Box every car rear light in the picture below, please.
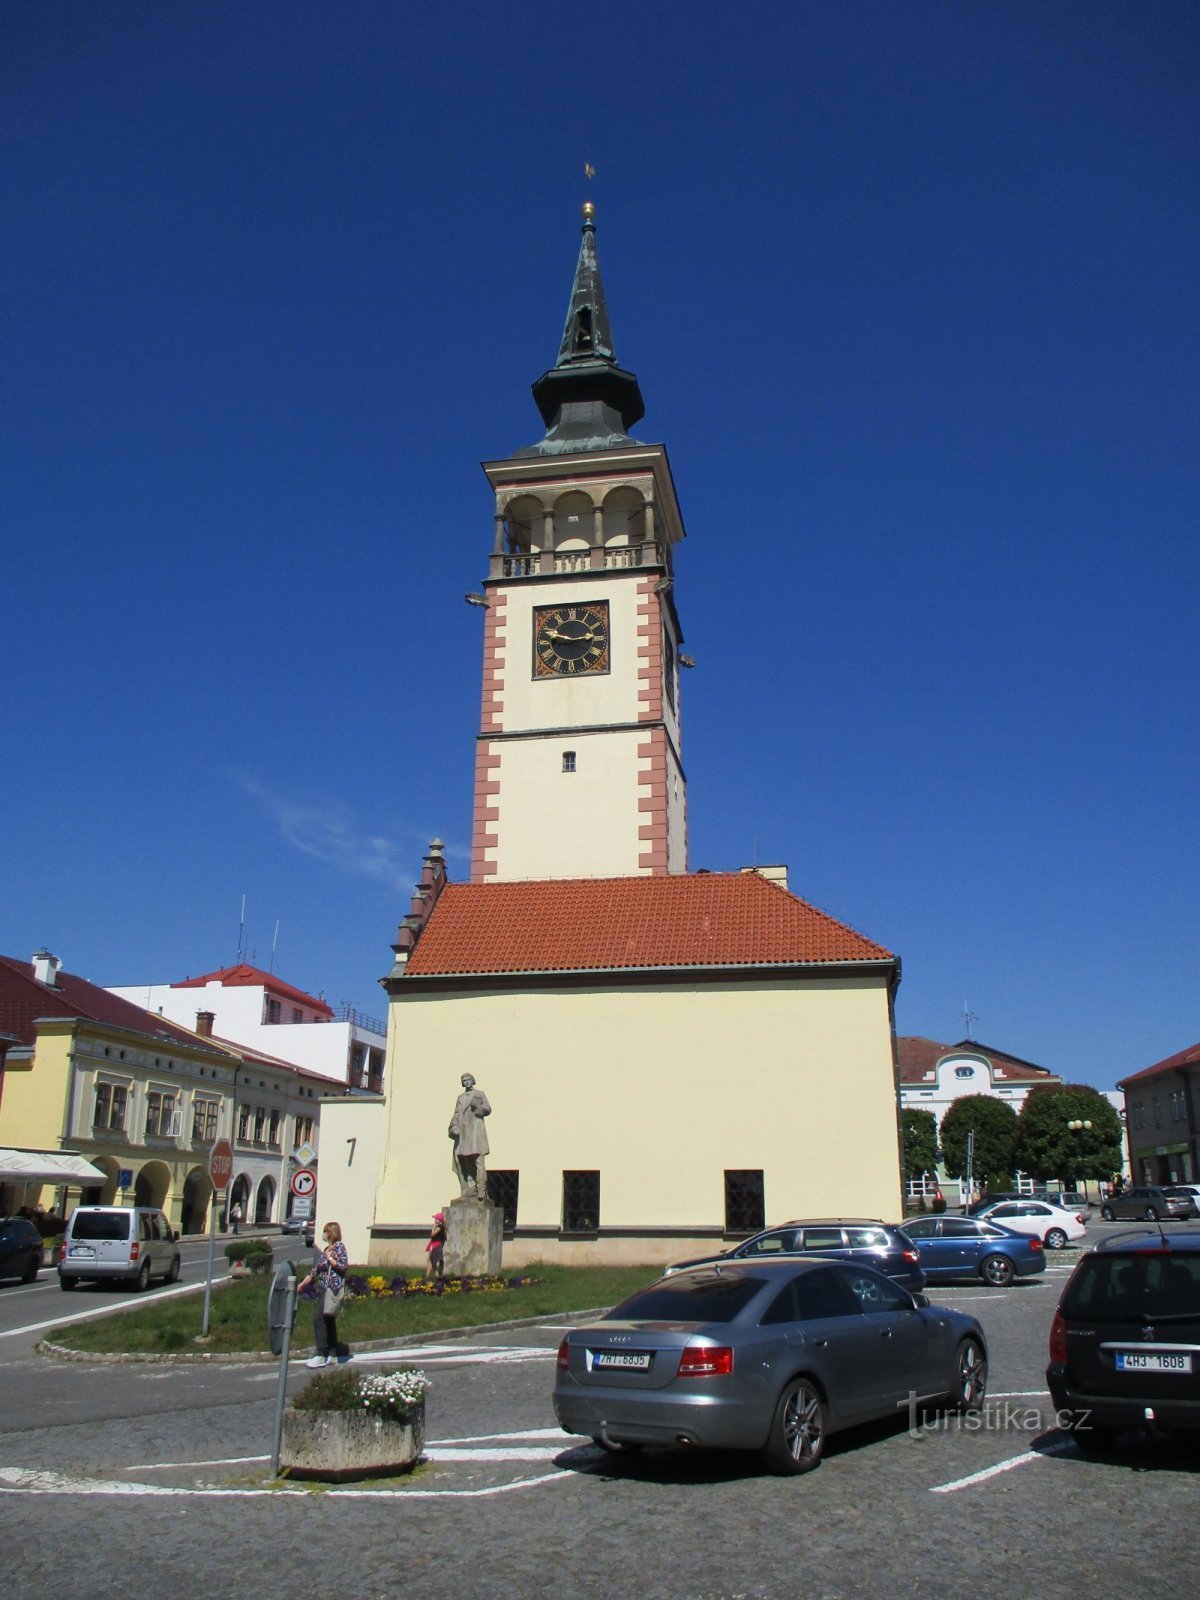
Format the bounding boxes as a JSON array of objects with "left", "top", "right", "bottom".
[
  {"left": 130, "top": 1242, "right": 140, "bottom": 1260},
  {"left": 1028, "top": 1237, "right": 1043, "bottom": 1252},
  {"left": 57, "top": 1241, "right": 66, "bottom": 1263},
  {"left": 556, "top": 1337, "right": 570, "bottom": 1371},
  {"left": 1075, "top": 1214, "right": 1086, "bottom": 1224},
  {"left": 677, "top": 1344, "right": 734, "bottom": 1378},
  {"left": 903, "top": 1249, "right": 920, "bottom": 1264},
  {"left": 1048, "top": 1310, "right": 1068, "bottom": 1363}
]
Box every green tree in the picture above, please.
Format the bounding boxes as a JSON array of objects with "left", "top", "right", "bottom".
[
  {"left": 1016, "top": 1084, "right": 1123, "bottom": 1184},
  {"left": 901, "top": 1108, "right": 938, "bottom": 1179},
  {"left": 939, "top": 1095, "right": 1018, "bottom": 1186}
]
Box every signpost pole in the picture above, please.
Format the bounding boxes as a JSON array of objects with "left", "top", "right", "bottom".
[
  {"left": 270, "top": 1267, "right": 298, "bottom": 1476},
  {"left": 204, "top": 1138, "right": 234, "bottom": 1338},
  {"left": 202, "top": 1199, "right": 217, "bottom": 1337}
]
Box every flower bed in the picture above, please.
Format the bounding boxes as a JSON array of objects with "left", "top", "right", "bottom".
[
  {"left": 347, "top": 1273, "right": 543, "bottom": 1300},
  {"left": 282, "top": 1364, "right": 431, "bottom": 1481}
]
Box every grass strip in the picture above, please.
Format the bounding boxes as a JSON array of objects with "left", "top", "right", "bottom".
[{"left": 52, "top": 1263, "right": 662, "bottom": 1355}]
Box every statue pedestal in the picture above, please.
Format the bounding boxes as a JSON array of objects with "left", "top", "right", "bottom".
[{"left": 445, "top": 1197, "right": 502, "bottom": 1277}]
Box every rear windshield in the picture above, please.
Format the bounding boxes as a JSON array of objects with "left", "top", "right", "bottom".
[
  {"left": 69, "top": 1212, "right": 133, "bottom": 1241},
  {"left": 606, "top": 1272, "right": 767, "bottom": 1323},
  {"left": 1063, "top": 1251, "right": 1200, "bottom": 1321}
]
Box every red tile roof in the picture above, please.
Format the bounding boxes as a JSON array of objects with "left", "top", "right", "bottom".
[
  {"left": 0, "top": 956, "right": 238, "bottom": 1058},
  {"left": 897, "top": 1036, "right": 1060, "bottom": 1085},
  {"left": 402, "top": 872, "right": 894, "bottom": 978},
  {"left": 170, "top": 963, "right": 333, "bottom": 1017},
  {"left": 1118, "top": 1041, "right": 1200, "bottom": 1088}
]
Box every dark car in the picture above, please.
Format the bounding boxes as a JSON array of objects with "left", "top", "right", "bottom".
[
  {"left": 554, "top": 1258, "right": 987, "bottom": 1474},
  {"left": 1100, "top": 1186, "right": 1195, "bottom": 1223},
  {"left": 282, "top": 1215, "right": 316, "bottom": 1246},
  {"left": 899, "top": 1215, "right": 1046, "bottom": 1287},
  {"left": 664, "top": 1220, "right": 924, "bottom": 1292},
  {"left": 1047, "top": 1230, "right": 1200, "bottom": 1450},
  {"left": 0, "top": 1216, "right": 42, "bottom": 1284}
]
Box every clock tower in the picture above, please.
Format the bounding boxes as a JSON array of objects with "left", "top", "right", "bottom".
[{"left": 470, "top": 203, "right": 688, "bottom": 882}]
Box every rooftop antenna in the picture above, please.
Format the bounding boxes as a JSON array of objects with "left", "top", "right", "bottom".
[
  {"left": 238, "top": 895, "right": 246, "bottom": 964},
  {"left": 962, "top": 1000, "right": 979, "bottom": 1042},
  {"left": 269, "top": 919, "right": 280, "bottom": 974}
]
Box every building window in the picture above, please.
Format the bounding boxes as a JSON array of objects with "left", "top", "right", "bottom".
[
  {"left": 663, "top": 628, "right": 676, "bottom": 711},
  {"left": 264, "top": 998, "right": 282, "bottom": 1024},
  {"left": 192, "top": 1098, "right": 220, "bottom": 1142},
  {"left": 1153, "top": 1097, "right": 1163, "bottom": 1127},
  {"left": 350, "top": 1043, "right": 366, "bottom": 1088},
  {"left": 724, "top": 1170, "right": 766, "bottom": 1234},
  {"left": 367, "top": 1049, "right": 385, "bottom": 1094},
  {"left": 294, "top": 1115, "right": 314, "bottom": 1147},
  {"left": 1132, "top": 1104, "right": 1145, "bottom": 1130},
  {"left": 292, "top": 1007, "right": 303, "bottom": 1023},
  {"left": 268, "top": 1110, "right": 281, "bottom": 1147},
  {"left": 253, "top": 1107, "right": 266, "bottom": 1144},
  {"left": 562, "top": 1170, "right": 600, "bottom": 1233},
  {"left": 562, "top": 751, "right": 576, "bottom": 773},
  {"left": 145, "top": 1090, "right": 178, "bottom": 1138},
  {"left": 1171, "top": 1090, "right": 1186, "bottom": 1121},
  {"left": 93, "top": 1082, "right": 128, "bottom": 1132},
  {"left": 954, "top": 1066, "right": 975, "bottom": 1079},
  {"left": 486, "top": 1170, "right": 520, "bottom": 1236},
  {"left": 237, "top": 1105, "right": 251, "bottom": 1141}
]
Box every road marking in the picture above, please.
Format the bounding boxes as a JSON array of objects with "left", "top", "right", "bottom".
[
  {"left": 347, "top": 1344, "right": 553, "bottom": 1368},
  {"left": 128, "top": 1429, "right": 580, "bottom": 1472},
  {"left": 0, "top": 1279, "right": 228, "bottom": 1339},
  {"left": 0, "top": 1465, "right": 573, "bottom": 1499},
  {"left": 930, "top": 1441, "right": 1073, "bottom": 1494}
]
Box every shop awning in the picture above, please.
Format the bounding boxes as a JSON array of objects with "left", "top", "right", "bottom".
[{"left": 0, "top": 1149, "right": 107, "bottom": 1185}]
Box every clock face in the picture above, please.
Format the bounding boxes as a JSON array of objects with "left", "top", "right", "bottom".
[{"left": 533, "top": 601, "right": 611, "bottom": 678}]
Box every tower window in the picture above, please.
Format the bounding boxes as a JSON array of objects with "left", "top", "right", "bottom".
[{"left": 562, "top": 751, "right": 576, "bottom": 773}]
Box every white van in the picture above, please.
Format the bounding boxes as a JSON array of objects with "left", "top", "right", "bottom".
[{"left": 57, "top": 1206, "right": 181, "bottom": 1291}]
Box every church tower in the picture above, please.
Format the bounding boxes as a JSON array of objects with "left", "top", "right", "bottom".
[{"left": 470, "top": 203, "right": 688, "bottom": 882}]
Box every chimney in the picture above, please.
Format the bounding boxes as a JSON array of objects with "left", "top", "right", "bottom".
[
  {"left": 32, "top": 949, "right": 62, "bottom": 987},
  {"left": 741, "top": 864, "right": 789, "bottom": 891},
  {"left": 195, "top": 1010, "right": 215, "bottom": 1038}
]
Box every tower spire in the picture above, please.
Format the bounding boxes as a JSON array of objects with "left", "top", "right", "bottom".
[{"left": 516, "top": 202, "right": 645, "bottom": 457}]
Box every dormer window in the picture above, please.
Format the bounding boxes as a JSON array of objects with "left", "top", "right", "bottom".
[{"left": 954, "top": 1066, "right": 975, "bottom": 1079}]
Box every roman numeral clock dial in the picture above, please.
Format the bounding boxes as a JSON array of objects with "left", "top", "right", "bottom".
[{"left": 533, "top": 601, "right": 611, "bottom": 678}]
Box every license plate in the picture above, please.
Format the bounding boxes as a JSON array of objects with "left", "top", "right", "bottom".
[
  {"left": 1115, "top": 1350, "right": 1193, "bottom": 1373},
  {"left": 592, "top": 1350, "right": 652, "bottom": 1371},
  {"left": 68, "top": 1246, "right": 96, "bottom": 1258}
]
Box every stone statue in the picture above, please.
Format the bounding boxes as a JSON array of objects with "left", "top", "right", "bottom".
[{"left": 449, "top": 1072, "right": 491, "bottom": 1198}]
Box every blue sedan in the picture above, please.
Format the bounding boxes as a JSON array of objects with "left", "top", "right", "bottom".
[{"left": 898, "top": 1216, "right": 1046, "bottom": 1287}]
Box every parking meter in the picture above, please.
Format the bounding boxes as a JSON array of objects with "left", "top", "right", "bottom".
[{"left": 268, "top": 1260, "right": 298, "bottom": 1357}]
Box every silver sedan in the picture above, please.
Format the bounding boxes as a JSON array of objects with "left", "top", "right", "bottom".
[{"left": 553, "top": 1257, "right": 987, "bottom": 1474}]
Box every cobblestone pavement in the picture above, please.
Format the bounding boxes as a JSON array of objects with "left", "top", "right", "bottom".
[{"left": 1, "top": 1247, "right": 1196, "bottom": 1600}]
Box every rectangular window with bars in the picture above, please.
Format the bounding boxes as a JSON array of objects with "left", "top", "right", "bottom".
[
  {"left": 724, "top": 1170, "right": 766, "bottom": 1235},
  {"left": 486, "top": 1170, "right": 520, "bottom": 1236},
  {"left": 562, "top": 1170, "right": 600, "bottom": 1233}
]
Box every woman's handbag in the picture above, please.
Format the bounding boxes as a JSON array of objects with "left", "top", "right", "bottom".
[{"left": 323, "top": 1285, "right": 345, "bottom": 1317}]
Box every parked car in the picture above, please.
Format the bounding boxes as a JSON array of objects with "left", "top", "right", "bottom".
[
  {"left": 282, "top": 1214, "right": 316, "bottom": 1246},
  {"left": 1047, "top": 1229, "right": 1200, "bottom": 1450},
  {"left": 1099, "top": 1186, "right": 1195, "bottom": 1223},
  {"left": 57, "top": 1206, "right": 182, "bottom": 1291},
  {"left": 974, "top": 1199, "right": 1087, "bottom": 1250},
  {"left": 554, "top": 1259, "right": 987, "bottom": 1473},
  {"left": 899, "top": 1215, "right": 1045, "bottom": 1287},
  {"left": 664, "top": 1220, "right": 924, "bottom": 1292},
  {"left": 963, "top": 1188, "right": 1054, "bottom": 1217},
  {"left": 0, "top": 1216, "right": 42, "bottom": 1284},
  {"left": 1058, "top": 1190, "right": 1093, "bottom": 1217}
]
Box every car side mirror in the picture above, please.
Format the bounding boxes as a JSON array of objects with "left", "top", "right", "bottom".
[{"left": 911, "top": 1292, "right": 930, "bottom": 1309}]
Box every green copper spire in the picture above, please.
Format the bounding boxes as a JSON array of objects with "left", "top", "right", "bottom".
[{"left": 516, "top": 202, "right": 645, "bottom": 458}]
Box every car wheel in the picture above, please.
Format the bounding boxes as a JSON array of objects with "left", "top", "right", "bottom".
[
  {"left": 22, "top": 1256, "right": 40, "bottom": 1284},
  {"left": 951, "top": 1337, "right": 988, "bottom": 1412},
  {"left": 1101, "top": 1205, "right": 1115, "bottom": 1221},
  {"left": 1145, "top": 1208, "right": 1160, "bottom": 1221},
  {"left": 1045, "top": 1228, "right": 1068, "bottom": 1250},
  {"left": 165, "top": 1255, "right": 181, "bottom": 1285},
  {"left": 849, "top": 1275, "right": 882, "bottom": 1306},
  {"left": 59, "top": 1275, "right": 77, "bottom": 1291},
  {"left": 980, "top": 1254, "right": 1014, "bottom": 1288},
  {"left": 762, "top": 1377, "right": 826, "bottom": 1475},
  {"left": 135, "top": 1260, "right": 151, "bottom": 1292},
  {"left": 591, "top": 1436, "right": 643, "bottom": 1456}
]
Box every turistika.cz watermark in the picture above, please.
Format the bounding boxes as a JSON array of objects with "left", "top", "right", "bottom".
[{"left": 902, "top": 1392, "right": 1091, "bottom": 1439}]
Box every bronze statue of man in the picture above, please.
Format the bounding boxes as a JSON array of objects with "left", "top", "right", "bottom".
[{"left": 449, "top": 1072, "right": 491, "bottom": 1197}]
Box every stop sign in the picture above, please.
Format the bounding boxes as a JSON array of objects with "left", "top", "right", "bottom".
[{"left": 209, "top": 1138, "right": 234, "bottom": 1191}]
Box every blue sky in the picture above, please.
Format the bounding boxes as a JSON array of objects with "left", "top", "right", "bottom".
[{"left": 3, "top": 2, "right": 1196, "bottom": 1087}]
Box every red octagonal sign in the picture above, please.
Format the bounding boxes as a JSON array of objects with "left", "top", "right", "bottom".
[{"left": 209, "top": 1138, "right": 234, "bottom": 1192}]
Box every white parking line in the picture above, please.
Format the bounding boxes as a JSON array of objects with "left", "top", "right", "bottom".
[
  {"left": 0, "top": 1465, "right": 572, "bottom": 1499},
  {"left": 931, "top": 1440, "right": 1073, "bottom": 1494},
  {"left": 0, "top": 1280, "right": 219, "bottom": 1339}
]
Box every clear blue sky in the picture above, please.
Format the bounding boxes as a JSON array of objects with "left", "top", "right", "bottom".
[{"left": 3, "top": 3, "right": 1196, "bottom": 1088}]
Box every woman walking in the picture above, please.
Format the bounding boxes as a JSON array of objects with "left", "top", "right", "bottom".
[
  {"left": 299, "top": 1220, "right": 351, "bottom": 1369},
  {"left": 425, "top": 1211, "right": 446, "bottom": 1281}
]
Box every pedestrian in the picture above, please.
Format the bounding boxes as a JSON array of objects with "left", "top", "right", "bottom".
[
  {"left": 425, "top": 1211, "right": 446, "bottom": 1281},
  {"left": 230, "top": 1200, "right": 242, "bottom": 1235},
  {"left": 299, "top": 1220, "right": 351, "bottom": 1369}
]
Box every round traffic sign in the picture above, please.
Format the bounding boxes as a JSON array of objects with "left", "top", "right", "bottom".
[
  {"left": 209, "top": 1138, "right": 234, "bottom": 1191},
  {"left": 290, "top": 1167, "right": 317, "bottom": 1199}
]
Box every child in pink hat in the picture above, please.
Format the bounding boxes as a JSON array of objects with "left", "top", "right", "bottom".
[{"left": 425, "top": 1211, "right": 446, "bottom": 1281}]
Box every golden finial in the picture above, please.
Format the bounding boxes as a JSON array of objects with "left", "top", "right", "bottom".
[{"left": 582, "top": 199, "right": 596, "bottom": 222}]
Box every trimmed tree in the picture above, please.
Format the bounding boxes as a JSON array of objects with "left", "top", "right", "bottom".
[
  {"left": 1016, "top": 1084, "right": 1123, "bottom": 1185},
  {"left": 939, "top": 1095, "right": 1018, "bottom": 1188},
  {"left": 901, "top": 1108, "right": 938, "bottom": 1180}
]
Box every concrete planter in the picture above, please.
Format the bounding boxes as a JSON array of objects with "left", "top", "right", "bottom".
[{"left": 279, "top": 1401, "right": 425, "bottom": 1481}]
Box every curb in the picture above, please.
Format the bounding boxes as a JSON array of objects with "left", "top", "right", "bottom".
[{"left": 36, "top": 1306, "right": 610, "bottom": 1365}]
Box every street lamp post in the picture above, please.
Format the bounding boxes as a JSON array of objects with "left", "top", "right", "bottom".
[{"left": 1067, "top": 1118, "right": 1093, "bottom": 1197}]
